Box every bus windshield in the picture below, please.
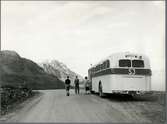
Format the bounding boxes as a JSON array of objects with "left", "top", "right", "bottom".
[
  {"left": 119, "top": 59, "right": 131, "bottom": 67},
  {"left": 132, "top": 60, "right": 144, "bottom": 67}
]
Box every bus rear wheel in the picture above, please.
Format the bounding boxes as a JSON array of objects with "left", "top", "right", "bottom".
[{"left": 90, "top": 90, "right": 95, "bottom": 94}]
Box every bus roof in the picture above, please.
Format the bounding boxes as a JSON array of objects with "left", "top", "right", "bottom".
[{"left": 90, "top": 52, "right": 150, "bottom": 69}]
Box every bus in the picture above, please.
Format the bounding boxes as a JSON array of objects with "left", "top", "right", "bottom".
[{"left": 88, "top": 52, "right": 152, "bottom": 97}]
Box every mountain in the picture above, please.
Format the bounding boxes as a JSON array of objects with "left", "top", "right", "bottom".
[
  {"left": 39, "top": 60, "right": 84, "bottom": 85},
  {"left": 0, "top": 50, "right": 65, "bottom": 90}
]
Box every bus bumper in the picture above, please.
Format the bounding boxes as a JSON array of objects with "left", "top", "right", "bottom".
[{"left": 112, "top": 90, "right": 153, "bottom": 96}]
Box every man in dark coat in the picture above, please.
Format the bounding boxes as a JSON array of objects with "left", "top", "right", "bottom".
[
  {"left": 74, "top": 76, "right": 80, "bottom": 94},
  {"left": 65, "top": 76, "right": 71, "bottom": 96}
]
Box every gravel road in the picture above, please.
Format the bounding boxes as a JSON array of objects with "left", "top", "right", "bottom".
[{"left": 2, "top": 89, "right": 165, "bottom": 123}]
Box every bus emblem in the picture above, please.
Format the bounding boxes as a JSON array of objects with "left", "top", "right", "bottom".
[{"left": 128, "top": 68, "right": 135, "bottom": 75}]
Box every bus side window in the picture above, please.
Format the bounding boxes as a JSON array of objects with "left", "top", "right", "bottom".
[
  {"left": 102, "top": 63, "right": 105, "bottom": 70},
  {"left": 104, "top": 61, "right": 107, "bottom": 69},
  {"left": 98, "top": 65, "right": 100, "bottom": 71},
  {"left": 106, "top": 60, "right": 110, "bottom": 68},
  {"left": 101, "top": 64, "right": 103, "bottom": 70},
  {"left": 95, "top": 66, "right": 97, "bottom": 72}
]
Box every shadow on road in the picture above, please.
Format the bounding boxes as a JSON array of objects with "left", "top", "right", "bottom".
[
  {"left": 92, "top": 93, "right": 164, "bottom": 102},
  {"left": 107, "top": 94, "right": 155, "bottom": 102}
]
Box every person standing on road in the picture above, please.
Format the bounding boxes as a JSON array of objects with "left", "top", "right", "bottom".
[
  {"left": 65, "top": 76, "right": 71, "bottom": 96},
  {"left": 84, "top": 76, "right": 90, "bottom": 94},
  {"left": 74, "top": 76, "right": 80, "bottom": 94}
]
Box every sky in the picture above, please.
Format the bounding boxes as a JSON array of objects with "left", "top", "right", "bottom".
[{"left": 1, "top": 1, "right": 165, "bottom": 90}]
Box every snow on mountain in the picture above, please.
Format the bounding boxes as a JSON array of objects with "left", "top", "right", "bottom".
[{"left": 39, "top": 60, "right": 84, "bottom": 85}]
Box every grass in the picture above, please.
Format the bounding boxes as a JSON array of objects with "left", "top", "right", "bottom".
[{"left": 0, "top": 86, "right": 36, "bottom": 115}]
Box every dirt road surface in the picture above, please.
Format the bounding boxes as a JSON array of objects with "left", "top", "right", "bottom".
[{"left": 1, "top": 89, "right": 165, "bottom": 123}]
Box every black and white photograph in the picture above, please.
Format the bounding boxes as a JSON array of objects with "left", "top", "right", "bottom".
[{"left": 0, "top": 1, "right": 166, "bottom": 123}]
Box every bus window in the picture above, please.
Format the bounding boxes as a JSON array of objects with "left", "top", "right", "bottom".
[
  {"left": 95, "top": 66, "right": 98, "bottom": 72},
  {"left": 103, "top": 61, "right": 106, "bottom": 69},
  {"left": 97, "top": 65, "right": 100, "bottom": 71},
  {"left": 92, "top": 68, "right": 95, "bottom": 73},
  {"left": 106, "top": 60, "right": 110, "bottom": 68},
  {"left": 100, "top": 64, "right": 103, "bottom": 70},
  {"left": 119, "top": 59, "right": 131, "bottom": 67},
  {"left": 101, "top": 63, "right": 104, "bottom": 70},
  {"left": 132, "top": 60, "right": 144, "bottom": 67}
]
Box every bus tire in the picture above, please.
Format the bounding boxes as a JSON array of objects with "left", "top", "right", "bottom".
[
  {"left": 90, "top": 90, "right": 95, "bottom": 94},
  {"left": 98, "top": 83, "right": 104, "bottom": 97}
]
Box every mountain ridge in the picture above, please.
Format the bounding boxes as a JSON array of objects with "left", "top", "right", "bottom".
[
  {"left": 39, "top": 60, "right": 84, "bottom": 85},
  {"left": 0, "top": 50, "right": 65, "bottom": 89}
]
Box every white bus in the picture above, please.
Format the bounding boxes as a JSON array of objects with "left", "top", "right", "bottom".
[{"left": 88, "top": 52, "right": 152, "bottom": 97}]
